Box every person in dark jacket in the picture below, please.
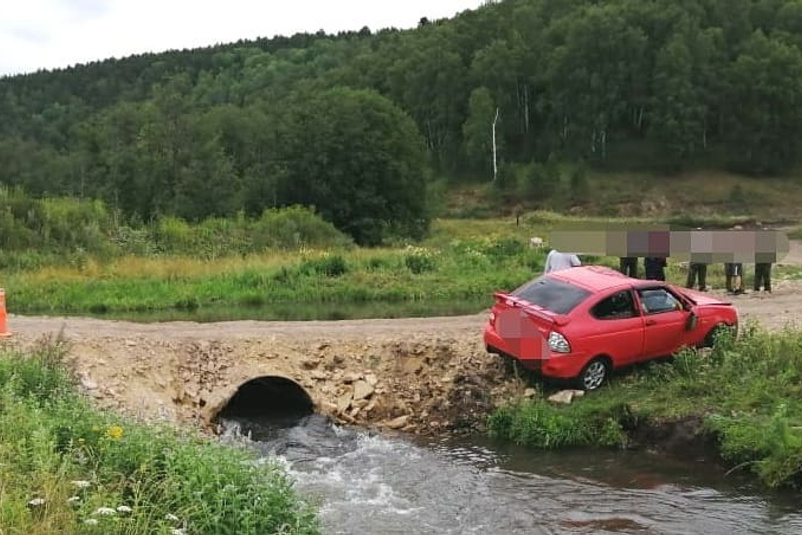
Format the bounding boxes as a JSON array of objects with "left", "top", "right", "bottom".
[
  {"left": 644, "top": 257, "right": 667, "bottom": 281},
  {"left": 619, "top": 256, "right": 638, "bottom": 278},
  {"left": 686, "top": 261, "right": 707, "bottom": 290},
  {"left": 754, "top": 260, "right": 772, "bottom": 293}
]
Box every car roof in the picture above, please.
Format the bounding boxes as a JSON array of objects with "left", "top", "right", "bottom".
[{"left": 548, "top": 265, "right": 635, "bottom": 293}]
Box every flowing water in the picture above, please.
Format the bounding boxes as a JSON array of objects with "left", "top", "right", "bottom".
[{"left": 220, "top": 414, "right": 802, "bottom": 535}]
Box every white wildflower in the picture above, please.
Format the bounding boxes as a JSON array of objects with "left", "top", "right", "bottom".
[
  {"left": 171, "top": 529, "right": 186, "bottom": 535},
  {"left": 165, "top": 513, "right": 180, "bottom": 522},
  {"left": 67, "top": 496, "right": 81, "bottom": 505},
  {"left": 71, "top": 480, "right": 91, "bottom": 489},
  {"left": 95, "top": 506, "right": 116, "bottom": 516},
  {"left": 27, "top": 497, "right": 46, "bottom": 507},
  {"left": 116, "top": 505, "right": 132, "bottom": 514},
  {"left": 84, "top": 518, "right": 99, "bottom": 526}
]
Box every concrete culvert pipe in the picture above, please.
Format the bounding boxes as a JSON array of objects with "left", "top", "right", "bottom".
[{"left": 213, "top": 376, "right": 315, "bottom": 428}]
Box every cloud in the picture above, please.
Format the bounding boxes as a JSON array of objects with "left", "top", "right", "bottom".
[{"left": 0, "top": 0, "right": 484, "bottom": 76}]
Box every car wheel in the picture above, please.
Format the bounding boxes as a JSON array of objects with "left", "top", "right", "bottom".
[
  {"left": 704, "top": 323, "right": 733, "bottom": 348},
  {"left": 577, "top": 358, "right": 609, "bottom": 391}
]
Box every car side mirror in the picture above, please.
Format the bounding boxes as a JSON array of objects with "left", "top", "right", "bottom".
[{"left": 685, "top": 311, "right": 698, "bottom": 331}]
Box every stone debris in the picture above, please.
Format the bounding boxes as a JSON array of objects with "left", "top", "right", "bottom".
[
  {"left": 352, "top": 380, "right": 374, "bottom": 401},
  {"left": 385, "top": 415, "right": 410, "bottom": 429},
  {"left": 547, "top": 390, "right": 585, "bottom": 404}
]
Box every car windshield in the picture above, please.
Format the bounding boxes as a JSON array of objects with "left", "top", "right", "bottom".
[{"left": 511, "top": 276, "right": 592, "bottom": 315}]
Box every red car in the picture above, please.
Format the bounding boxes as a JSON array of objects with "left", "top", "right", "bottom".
[{"left": 483, "top": 265, "right": 739, "bottom": 390}]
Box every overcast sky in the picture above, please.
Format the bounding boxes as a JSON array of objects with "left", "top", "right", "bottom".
[{"left": 0, "top": 0, "right": 485, "bottom": 76}]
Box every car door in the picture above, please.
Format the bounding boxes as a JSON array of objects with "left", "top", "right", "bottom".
[
  {"left": 635, "top": 286, "right": 688, "bottom": 359},
  {"left": 586, "top": 289, "right": 644, "bottom": 366}
]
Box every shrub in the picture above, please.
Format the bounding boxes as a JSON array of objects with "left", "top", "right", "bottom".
[
  {"left": 252, "top": 205, "right": 353, "bottom": 251},
  {"left": 299, "top": 254, "right": 348, "bottom": 277},
  {"left": 403, "top": 246, "right": 437, "bottom": 274}
]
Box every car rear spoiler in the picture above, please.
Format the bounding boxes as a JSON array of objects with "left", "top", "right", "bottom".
[{"left": 492, "top": 292, "right": 570, "bottom": 326}]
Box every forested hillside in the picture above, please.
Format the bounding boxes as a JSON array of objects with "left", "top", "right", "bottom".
[{"left": 2, "top": 0, "right": 802, "bottom": 244}]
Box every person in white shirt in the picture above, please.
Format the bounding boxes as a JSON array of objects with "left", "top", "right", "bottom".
[{"left": 544, "top": 249, "right": 581, "bottom": 274}]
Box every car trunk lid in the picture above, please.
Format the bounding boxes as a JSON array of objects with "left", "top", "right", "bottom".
[{"left": 492, "top": 292, "right": 570, "bottom": 327}]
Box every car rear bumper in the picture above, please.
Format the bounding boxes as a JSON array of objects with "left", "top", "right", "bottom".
[{"left": 483, "top": 324, "right": 586, "bottom": 379}]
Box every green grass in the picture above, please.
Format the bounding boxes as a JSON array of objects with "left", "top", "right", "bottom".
[
  {"left": 0, "top": 342, "right": 320, "bottom": 534},
  {"left": 488, "top": 323, "right": 802, "bottom": 490},
  {"left": 1, "top": 239, "right": 550, "bottom": 315}
]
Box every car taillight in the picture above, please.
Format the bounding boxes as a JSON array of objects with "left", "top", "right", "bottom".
[{"left": 548, "top": 331, "right": 571, "bottom": 353}]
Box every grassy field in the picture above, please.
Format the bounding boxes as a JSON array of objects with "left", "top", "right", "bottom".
[
  {"left": 488, "top": 323, "right": 802, "bottom": 490},
  {"left": 0, "top": 342, "right": 320, "bottom": 534}
]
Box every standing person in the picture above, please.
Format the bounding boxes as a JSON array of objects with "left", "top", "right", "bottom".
[
  {"left": 686, "top": 227, "right": 708, "bottom": 290},
  {"left": 619, "top": 257, "right": 638, "bottom": 278},
  {"left": 725, "top": 262, "right": 745, "bottom": 294},
  {"left": 725, "top": 225, "right": 744, "bottom": 294},
  {"left": 754, "top": 224, "right": 772, "bottom": 293},
  {"left": 644, "top": 257, "right": 667, "bottom": 281},
  {"left": 686, "top": 261, "right": 707, "bottom": 290},
  {"left": 544, "top": 249, "right": 581, "bottom": 274},
  {"left": 724, "top": 262, "right": 735, "bottom": 292},
  {"left": 754, "top": 260, "right": 772, "bottom": 293}
]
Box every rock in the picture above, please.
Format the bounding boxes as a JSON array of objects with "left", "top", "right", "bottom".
[
  {"left": 320, "top": 401, "right": 338, "bottom": 413},
  {"left": 310, "top": 370, "right": 328, "bottom": 380},
  {"left": 353, "top": 380, "right": 374, "bottom": 401},
  {"left": 385, "top": 415, "right": 410, "bottom": 429},
  {"left": 364, "top": 373, "right": 379, "bottom": 387},
  {"left": 336, "top": 392, "right": 352, "bottom": 413},
  {"left": 79, "top": 373, "right": 98, "bottom": 390},
  {"left": 352, "top": 398, "right": 370, "bottom": 410},
  {"left": 547, "top": 390, "right": 579, "bottom": 404},
  {"left": 524, "top": 388, "right": 537, "bottom": 398},
  {"left": 342, "top": 372, "right": 361, "bottom": 384},
  {"left": 401, "top": 357, "right": 423, "bottom": 374},
  {"left": 301, "top": 359, "right": 318, "bottom": 370}
]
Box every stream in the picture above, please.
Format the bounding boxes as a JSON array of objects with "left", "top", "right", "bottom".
[{"left": 220, "top": 414, "right": 802, "bottom": 535}]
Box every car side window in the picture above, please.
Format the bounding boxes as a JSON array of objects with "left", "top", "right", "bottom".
[
  {"left": 637, "top": 288, "right": 682, "bottom": 315},
  {"left": 591, "top": 290, "right": 637, "bottom": 320}
]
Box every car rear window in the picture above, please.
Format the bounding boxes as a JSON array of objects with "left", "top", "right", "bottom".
[{"left": 511, "top": 276, "right": 592, "bottom": 315}]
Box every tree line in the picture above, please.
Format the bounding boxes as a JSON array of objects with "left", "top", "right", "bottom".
[{"left": 2, "top": 0, "right": 802, "bottom": 244}]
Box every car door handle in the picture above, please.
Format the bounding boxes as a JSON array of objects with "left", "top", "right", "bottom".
[{"left": 645, "top": 319, "right": 657, "bottom": 326}]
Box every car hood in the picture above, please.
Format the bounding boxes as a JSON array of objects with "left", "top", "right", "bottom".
[{"left": 677, "top": 287, "right": 732, "bottom": 306}]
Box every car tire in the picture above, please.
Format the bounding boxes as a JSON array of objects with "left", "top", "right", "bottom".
[
  {"left": 704, "top": 323, "right": 733, "bottom": 348},
  {"left": 576, "top": 358, "right": 609, "bottom": 391}
]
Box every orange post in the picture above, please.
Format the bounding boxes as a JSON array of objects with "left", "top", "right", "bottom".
[{"left": 0, "top": 288, "right": 11, "bottom": 338}]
